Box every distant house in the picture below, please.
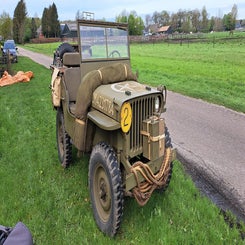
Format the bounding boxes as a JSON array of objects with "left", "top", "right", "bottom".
[
  {"left": 145, "top": 24, "right": 172, "bottom": 35},
  {"left": 60, "top": 23, "right": 78, "bottom": 38},
  {"left": 145, "top": 24, "right": 159, "bottom": 35},
  {"left": 60, "top": 24, "right": 66, "bottom": 35},
  {"left": 157, "top": 26, "right": 172, "bottom": 35}
]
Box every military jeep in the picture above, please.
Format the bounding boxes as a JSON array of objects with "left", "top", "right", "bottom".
[{"left": 50, "top": 18, "right": 175, "bottom": 237}]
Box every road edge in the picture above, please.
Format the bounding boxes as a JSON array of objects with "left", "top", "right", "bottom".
[{"left": 175, "top": 143, "right": 245, "bottom": 222}]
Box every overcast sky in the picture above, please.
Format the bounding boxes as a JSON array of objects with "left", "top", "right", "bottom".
[{"left": 1, "top": 0, "right": 245, "bottom": 21}]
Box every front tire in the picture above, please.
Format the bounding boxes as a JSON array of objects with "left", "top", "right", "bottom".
[
  {"left": 89, "top": 142, "right": 124, "bottom": 237},
  {"left": 56, "top": 108, "right": 72, "bottom": 168}
]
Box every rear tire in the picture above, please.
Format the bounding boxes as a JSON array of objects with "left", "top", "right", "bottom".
[
  {"left": 56, "top": 108, "right": 72, "bottom": 168},
  {"left": 89, "top": 142, "right": 124, "bottom": 237}
]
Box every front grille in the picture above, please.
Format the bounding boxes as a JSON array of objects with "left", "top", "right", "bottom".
[{"left": 129, "top": 95, "right": 157, "bottom": 155}]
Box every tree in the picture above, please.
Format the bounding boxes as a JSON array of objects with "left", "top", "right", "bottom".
[
  {"left": 24, "top": 18, "right": 32, "bottom": 42},
  {"left": 176, "top": 9, "right": 186, "bottom": 32},
  {"left": 116, "top": 10, "right": 144, "bottom": 35},
  {"left": 209, "top": 16, "right": 215, "bottom": 32},
  {"left": 128, "top": 11, "right": 144, "bottom": 35},
  {"left": 174, "top": 10, "right": 192, "bottom": 33},
  {"left": 223, "top": 4, "right": 237, "bottom": 31},
  {"left": 41, "top": 8, "right": 49, "bottom": 37},
  {"left": 192, "top": 9, "right": 201, "bottom": 32},
  {"left": 116, "top": 9, "right": 128, "bottom": 23},
  {"left": 135, "top": 16, "right": 145, "bottom": 35},
  {"left": 128, "top": 13, "right": 136, "bottom": 35},
  {"left": 152, "top": 11, "right": 161, "bottom": 25},
  {"left": 50, "top": 3, "right": 60, "bottom": 37},
  {"left": 213, "top": 17, "right": 223, "bottom": 31},
  {"left": 231, "top": 4, "right": 238, "bottom": 30},
  {"left": 170, "top": 13, "right": 179, "bottom": 32},
  {"left": 145, "top": 14, "right": 152, "bottom": 27},
  {"left": 160, "top": 10, "right": 170, "bottom": 26},
  {"left": 178, "top": 10, "right": 189, "bottom": 33},
  {"left": 0, "top": 11, "right": 12, "bottom": 40},
  {"left": 41, "top": 3, "right": 60, "bottom": 38},
  {"left": 31, "top": 18, "right": 37, "bottom": 39},
  {"left": 223, "top": 13, "right": 233, "bottom": 31},
  {"left": 13, "top": 0, "right": 27, "bottom": 44},
  {"left": 201, "top": 6, "right": 209, "bottom": 32}
]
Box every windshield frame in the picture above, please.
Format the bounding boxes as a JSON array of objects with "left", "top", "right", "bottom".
[{"left": 77, "top": 20, "right": 130, "bottom": 62}]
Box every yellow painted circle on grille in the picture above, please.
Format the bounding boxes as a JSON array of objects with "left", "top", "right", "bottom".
[{"left": 121, "top": 102, "right": 132, "bottom": 133}]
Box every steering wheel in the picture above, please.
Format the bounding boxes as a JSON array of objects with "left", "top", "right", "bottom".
[{"left": 109, "top": 50, "right": 121, "bottom": 58}]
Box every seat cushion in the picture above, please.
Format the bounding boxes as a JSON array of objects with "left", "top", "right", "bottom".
[{"left": 63, "top": 53, "right": 80, "bottom": 67}]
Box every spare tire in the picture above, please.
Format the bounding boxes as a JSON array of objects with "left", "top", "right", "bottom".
[{"left": 53, "top": 42, "right": 75, "bottom": 66}]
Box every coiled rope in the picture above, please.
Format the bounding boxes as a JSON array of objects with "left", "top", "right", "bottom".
[{"left": 130, "top": 147, "right": 172, "bottom": 206}]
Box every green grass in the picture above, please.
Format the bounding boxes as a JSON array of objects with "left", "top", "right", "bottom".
[
  {"left": 22, "top": 35, "right": 245, "bottom": 113},
  {"left": 22, "top": 42, "right": 61, "bottom": 56},
  {"left": 0, "top": 57, "right": 244, "bottom": 244},
  {"left": 130, "top": 41, "right": 245, "bottom": 113}
]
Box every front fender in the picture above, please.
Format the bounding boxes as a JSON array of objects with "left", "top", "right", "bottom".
[{"left": 87, "top": 110, "right": 120, "bottom": 131}]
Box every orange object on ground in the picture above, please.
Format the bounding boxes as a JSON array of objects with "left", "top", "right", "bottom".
[{"left": 0, "top": 71, "right": 34, "bottom": 87}]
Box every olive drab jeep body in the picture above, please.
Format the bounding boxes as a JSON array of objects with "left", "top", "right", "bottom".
[{"left": 50, "top": 18, "right": 175, "bottom": 237}]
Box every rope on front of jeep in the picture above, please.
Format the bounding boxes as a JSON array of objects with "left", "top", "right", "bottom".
[{"left": 130, "top": 147, "right": 172, "bottom": 206}]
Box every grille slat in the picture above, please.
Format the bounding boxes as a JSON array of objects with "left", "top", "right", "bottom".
[{"left": 129, "top": 95, "right": 156, "bottom": 155}]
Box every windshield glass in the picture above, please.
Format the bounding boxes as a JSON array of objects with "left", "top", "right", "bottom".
[{"left": 79, "top": 25, "right": 129, "bottom": 60}]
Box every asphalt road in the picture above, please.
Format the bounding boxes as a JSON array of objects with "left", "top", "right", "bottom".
[
  {"left": 165, "top": 91, "right": 245, "bottom": 221},
  {"left": 18, "top": 47, "right": 245, "bottom": 221},
  {"left": 18, "top": 47, "right": 52, "bottom": 69}
]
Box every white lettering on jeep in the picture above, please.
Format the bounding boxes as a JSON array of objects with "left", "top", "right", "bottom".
[{"left": 93, "top": 93, "right": 114, "bottom": 116}]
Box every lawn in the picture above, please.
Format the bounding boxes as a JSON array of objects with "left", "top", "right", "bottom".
[
  {"left": 0, "top": 57, "right": 244, "bottom": 244},
  {"left": 130, "top": 40, "right": 245, "bottom": 113},
  {"left": 22, "top": 33, "right": 245, "bottom": 113}
]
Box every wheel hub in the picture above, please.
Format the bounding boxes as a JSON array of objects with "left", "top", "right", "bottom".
[{"left": 98, "top": 174, "right": 111, "bottom": 211}]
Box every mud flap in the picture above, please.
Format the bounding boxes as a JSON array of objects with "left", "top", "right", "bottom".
[{"left": 73, "top": 118, "right": 86, "bottom": 151}]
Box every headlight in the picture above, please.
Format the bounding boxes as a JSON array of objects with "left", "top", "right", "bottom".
[{"left": 154, "top": 96, "right": 160, "bottom": 113}]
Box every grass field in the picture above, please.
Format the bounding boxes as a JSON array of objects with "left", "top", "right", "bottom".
[
  {"left": 0, "top": 56, "right": 244, "bottom": 242},
  {"left": 22, "top": 33, "right": 245, "bottom": 113},
  {"left": 130, "top": 41, "right": 245, "bottom": 113}
]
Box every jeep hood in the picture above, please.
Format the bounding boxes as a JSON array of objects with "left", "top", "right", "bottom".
[{"left": 92, "top": 80, "right": 161, "bottom": 121}]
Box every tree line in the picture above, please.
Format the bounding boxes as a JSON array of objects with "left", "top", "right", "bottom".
[
  {"left": 117, "top": 4, "right": 241, "bottom": 35},
  {"left": 0, "top": 1, "right": 244, "bottom": 44},
  {"left": 0, "top": 0, "right": 60, "bottom": 44}
]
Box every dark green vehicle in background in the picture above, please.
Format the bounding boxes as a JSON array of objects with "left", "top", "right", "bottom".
[{"left": 50, "top": 17, "right": 175, "bottom": 237}]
